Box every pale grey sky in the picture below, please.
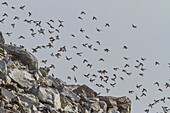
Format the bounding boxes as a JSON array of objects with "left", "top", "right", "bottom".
[{"left": 0, "top": 0, "right": 170, "bottom": 112}]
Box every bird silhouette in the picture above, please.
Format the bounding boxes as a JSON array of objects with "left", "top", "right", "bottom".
[
  {"left": 113, "top": 68, "right": 119, "bottom": 71},
  {"left": 144, "top": 109, "right": 149, "bottom": 113},
  {"left": 74, "top": 77, "right": 77, "bottom": 83},
  {"left": 58, "top": 23, "right": 64, "bottom": 28},
  {"left": 84, "top": 73, "right": 90, "bottom": 78},
  {"left": 14, "top": 16, "right": 20, "bottom": 20},
  {"left": 87, "top": 64, "right": 92, "bottom": 68},
  {"left": 55, "top": 53, "right": 61, "bottom": 58},
  {"left": 155, "top": 61, "right": 160, "bottom": 65},
  {"left": 136, "top": 84, "right": 142, "bottom": 89},
  {"left": 124, "top": 64, "right": 130, "bottom": 68},
  {"left": 11, "top": 6, "right": 15, "bottom": 9},
  {"left": 123, "top": 46, "right": 128, "bottom": 49},
  {"left": 123, "top": 57, "right": 129, "bottom": 60},
  {"left": 99, "top": 58, "right": 104, "bottom": 61},
  {"left": 2, "top": 2, "right": 8, "bottom": 6},
  {"left": 66, "top": 56, "right": 72, "bottom": 61},
  {"left": 105, "top": 23, "right": 110, "bottom": 27},
  {"left": 104, "top": 48, "right": 109, "bottom": 52},
  {"left": 93, "top": 16, "right": 97, "bottom": 20},
  {"left": 78, "top": 17, "right": 83, "bottom": 20},
  {"left": 0, "top": 18, "right": 5, "bottom": 23},
  {"left": 106, "top": 88, "right": 110, "bottom": 93},
  {"left": 77, "top": 52, "right": 83, "bottom": 56},
  {"left": 154, "top": 82, "right": 159, "bottom": 87},
  {"left": 80, "top": 28, "right": 85, "bottom": 33},
  {"left": 132, "top": 24, "right": 137, "bottom": 29},
  {"left": 136, "top": 95, "right": 140, "bottom": 100},
  {"left": 141, "top": 57, "right": 146, "bottom": 61},
  {"left": 96, "top": 41, "right": 101, "bottom": 45},
  {"left": 20, "top": 5, "right": 25, "bottom": 10},
  {"left": 110, "top": 83, "right": 116, "bottom": 87},
  {"left": 41, "top": 60, "right": 47, "bottom": 64},
  {"left": 83, "top": 59, "right": 88, "bottom": 63},
  {"left": 80, "top": 11, "right": 86, "bottom": 15},
  {"left": 71, "top": 34, "right": 75, "bottom": 37},
  {"left": 129, "top": 90, "right": 134, "bottom": 94},
  {"left": 2, "top": 13, "right": 8, "bottom": 17},
  {"left": 18, "top": 36, "right": 25, "bottom": 39},
  {"left": 67, "top": 76, "right": 71, "bottom": 80},
  {"left": 28, "top": 12, "right": 32, "bottom": 16},
  {"left": 89, "top": 78, "right": 95, "bottom": 83},
  {"left": 11, "top": 24, "right": 15, "bottom": 28},
  {"left": 5, "top": 32, "right": 12, "bottom": 36},
  {"left": 96, "top": 28, "right": 101, "bottom": 32}
]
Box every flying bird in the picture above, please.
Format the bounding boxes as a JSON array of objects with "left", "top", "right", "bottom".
[
  {"left": 132, "top": 24, "right": 137, "bottom": 29},
  {"left": 155, "top": 61, "right": 160, "bottom": 65},
  {"left": 123, "top": 46, "right": 128, "bottom": 49},
  {"left": 28, "top": 12, "right": 32, "bottom": 16},
  {"left": 96, "top": 28, "right": 101, "bottom": 32},
  {"left": 2, "top": 2, "right": 8, "bottom": 6},
  {"left": 96, "top": 41, "right": 101, "bottom": 45},
  {"left": 80, "top": 11, "right": 86, "bottom": 15},
  {"left": 20, "top": 5, "right": 25, "bottom": 10},
  {"left": 78, "top": 16, "right": 83, "bottom": 20},
  {"left": 105, "top": 23, "right": 110, "bottom": 27},
  {"left": 93, "top": 16, "right": 97, "bottom": 20}
]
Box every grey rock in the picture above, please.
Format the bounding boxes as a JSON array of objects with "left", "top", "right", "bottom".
[
  {"left": 8, "top": 68, "right": 32, "bottom": 89},
  {"left": 0, "top": 44, "right": 38, "bottom": 70},
  {"left": 17, "top": 93, "right": 43, "bottom": 109},
  {"left": 0, "top": 71, "right": 6, "bottom": 81},
  {"left": 59, "top": 86, "right": 80, "bottom": 102},
  {"left": 0, "top": 87, "right": 16, "bottom": 99},
  {"left": 29, "top": 86, "right": 61, "bottom": 109},
  {"left": 0, "top": 60, "right": 7, "bottom": 73}
]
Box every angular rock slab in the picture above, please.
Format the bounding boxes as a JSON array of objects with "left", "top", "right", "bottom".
[
  {"left": 0, "top": 87, "right": 16, "bottom": 99},
  {"left": 58, "top": 85, "right": 80, "bottom": 102},
  {"left": 17, "top": 93, "right": 43, "bottom": 108},
  {"left": 29, "top": 86, "right": 61, "bottom": 109},
  {"left": 0, "top": 44, "right": 38, "bottom": 70},
  {"left": 8, "top": 68, "right": 32, "bottom": 88}
]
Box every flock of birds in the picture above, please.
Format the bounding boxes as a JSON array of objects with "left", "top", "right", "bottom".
[{"left": 0, "top": 1, "right": 170, "bottom": 113}]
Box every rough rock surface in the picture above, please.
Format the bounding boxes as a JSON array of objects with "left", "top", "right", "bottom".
[{"left": 0, "top": 31, "right": 131, "bottom": 113}]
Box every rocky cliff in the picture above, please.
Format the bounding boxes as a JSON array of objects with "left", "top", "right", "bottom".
[{"left": 0, "top": 31, "right": 131, "bottom": 113}]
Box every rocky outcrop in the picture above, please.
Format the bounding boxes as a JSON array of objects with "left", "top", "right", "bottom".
[{"left": 0, "top": 31, "right": 131, "bottom": 113}]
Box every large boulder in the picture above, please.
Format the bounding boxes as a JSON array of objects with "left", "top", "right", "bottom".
[
  {"left": 8, "top": 68, "right": 34, "bottom": 89},
  {"left": 0, "top": 44, "right": 38, "bottom": 70},
  {"left": 28, "top": 86, "right": 61, "bottom": 109}
]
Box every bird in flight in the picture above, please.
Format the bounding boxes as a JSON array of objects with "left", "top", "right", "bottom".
[
  {"left": 93, "top": 16, "right": 97, "bottom": 20},
  {"left": 123, "top": 46, "right": 128, "bottom": 49},
  {"left": 105, "top": 23, "right": 110, "bottom": 27},
  {"left": 80, "top": 11, "right": 86, "bottom": 15},
  {"left": 132, "top": 24, "right": 137, "bottom": 29}
]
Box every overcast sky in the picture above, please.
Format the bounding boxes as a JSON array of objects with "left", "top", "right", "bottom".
[{"left": 0, "top": 0, "right": 170, "bottom": 112}]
